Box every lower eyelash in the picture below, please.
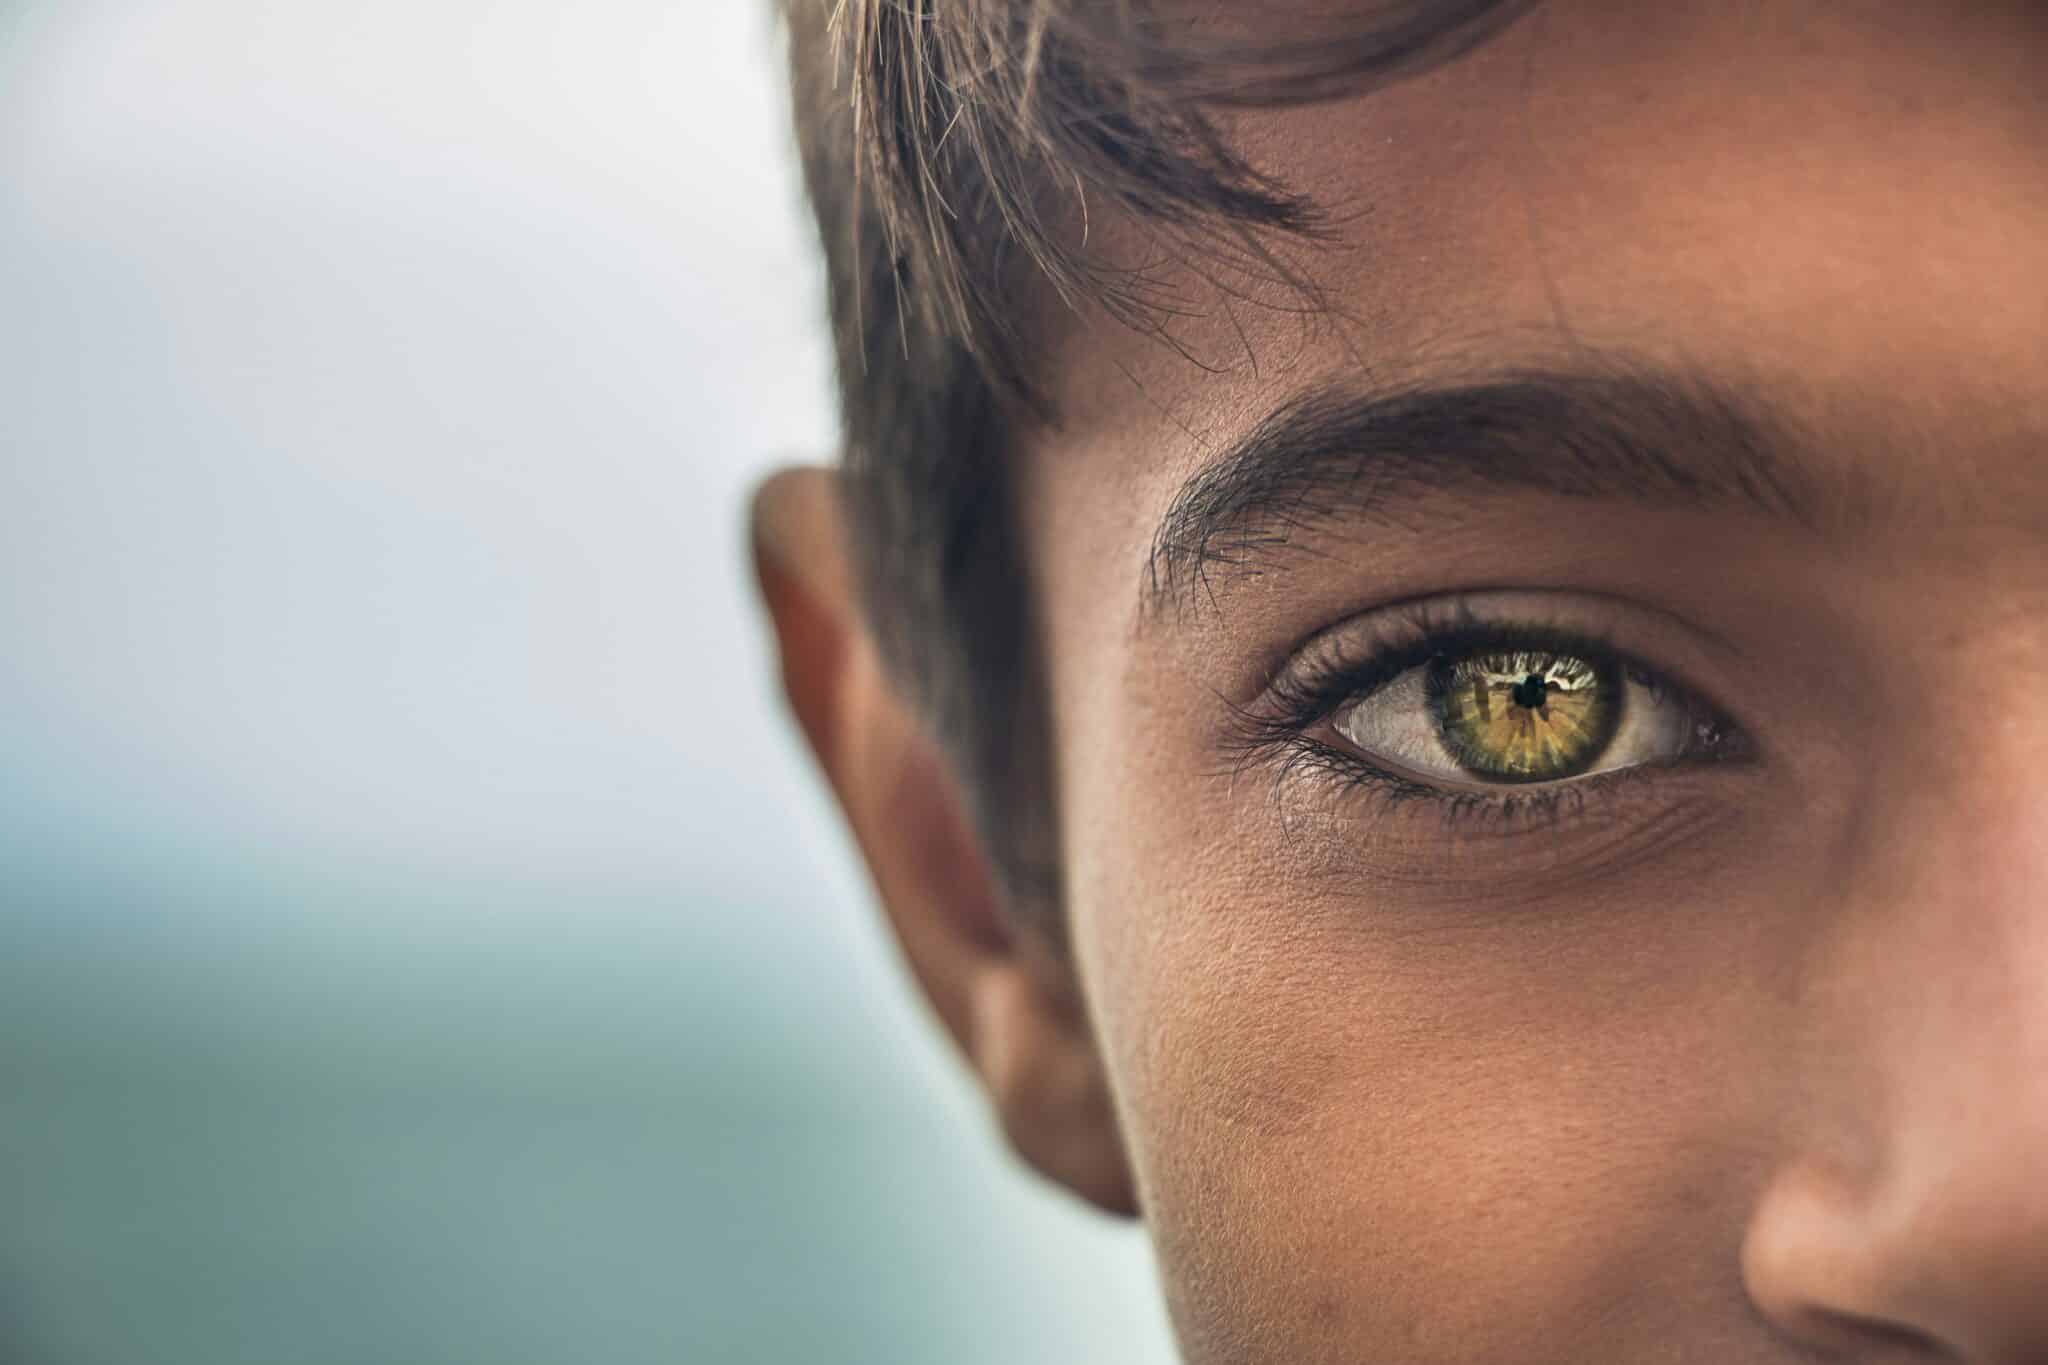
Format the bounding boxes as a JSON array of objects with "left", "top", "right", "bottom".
[{"left": 1225, "top": 728, "right": 1629, "bottom": 836}]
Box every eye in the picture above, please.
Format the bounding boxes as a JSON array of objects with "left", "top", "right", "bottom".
[{"left": 1334, "top": 646, "right": 1710, "bottom": 787}]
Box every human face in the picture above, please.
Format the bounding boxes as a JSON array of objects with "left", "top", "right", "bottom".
[{"left": 1018, "top": 3, "right": 2048, "bottom": 1361}]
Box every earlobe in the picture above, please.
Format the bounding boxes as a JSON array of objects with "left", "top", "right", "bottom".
[{"left": 749, "top": 467, "right": 1137, "bottom": 1217}]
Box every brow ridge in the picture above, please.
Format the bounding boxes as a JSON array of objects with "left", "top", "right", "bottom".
[{"left": 1141, "top": 367, "right": 1816, "bottom": 622}]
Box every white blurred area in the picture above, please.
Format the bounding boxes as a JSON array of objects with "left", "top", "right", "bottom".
[{"left": 0, "top": 3, "right": 1175, "bottom": 1361}]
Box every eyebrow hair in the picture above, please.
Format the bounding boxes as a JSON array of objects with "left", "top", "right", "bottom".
[{"left": 1141, "top": 367, "right": 1819, "bottom": 620}]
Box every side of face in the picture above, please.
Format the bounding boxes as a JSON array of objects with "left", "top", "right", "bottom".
[
  {"left": 761, "top": 3, "right": 2048, "bottom": 1362},
  {"left": 1021, "top": 4, "right": 2048, "bottom": 1362}
]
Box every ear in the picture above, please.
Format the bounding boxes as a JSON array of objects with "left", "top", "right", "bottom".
[{"left": 750, "top": 467, "right": 1136, "bottom": 1217}]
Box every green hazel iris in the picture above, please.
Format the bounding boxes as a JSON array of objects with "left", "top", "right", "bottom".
[{"left": 1429, "top": 649, "right": 1623, "bottom": 781}]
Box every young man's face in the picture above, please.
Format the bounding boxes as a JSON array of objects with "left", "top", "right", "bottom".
[{"left": 1017, "top": 2, "right": 2048, "bottom": 1360}]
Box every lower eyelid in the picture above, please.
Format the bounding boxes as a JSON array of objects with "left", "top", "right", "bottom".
[{"left": 1261, "top": 736, "right": 1742, "bottom": 861}]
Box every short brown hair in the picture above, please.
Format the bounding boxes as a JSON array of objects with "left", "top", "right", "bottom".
[{"left": 774, "top": 0, "right": 1533, "bottom": 928}]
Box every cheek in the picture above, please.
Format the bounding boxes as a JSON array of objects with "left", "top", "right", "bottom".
[{"left": 1065, "top": 777, "right": 1797, "bottom": 1363}]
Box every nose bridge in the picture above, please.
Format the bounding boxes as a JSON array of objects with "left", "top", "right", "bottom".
[
  {"left": 1746, "top": 669, "right": 2048, "bottom": 1358},
  {"left": 1843, "top": 644, "right": 2048, "bottom": 1131},
  {"left": 1852, "top": 750, "right": 2048, "bottom": 1100},
  {"left": 1852, "top": 783, "right": 2048, "bottom": 1311}
]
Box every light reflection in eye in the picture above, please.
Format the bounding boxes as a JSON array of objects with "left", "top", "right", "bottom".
[{"left": 1434, "top": 651, "right": 1619, "bottom": 780}]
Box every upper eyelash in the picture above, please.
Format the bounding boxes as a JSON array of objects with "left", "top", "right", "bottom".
[{"left": 1238, "top": 598, "right": 1655, "bottom": 736}]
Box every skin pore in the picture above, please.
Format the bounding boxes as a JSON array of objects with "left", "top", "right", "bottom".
[{"left": 756, "top": 2, "right": 2048, "bottom": 1361}]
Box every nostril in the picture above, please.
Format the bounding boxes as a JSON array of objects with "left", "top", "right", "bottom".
[
  {"left": 1742, "top": 1171, "right": 1967, "bottom": 1362},
  {"left": 1792, "top": 1307, "right": 1959, "bottom": 1361}
]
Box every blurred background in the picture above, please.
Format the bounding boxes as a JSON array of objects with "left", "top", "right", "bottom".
[{"left": 1, "top": 2, "right": 1175, "bottom": 1361}]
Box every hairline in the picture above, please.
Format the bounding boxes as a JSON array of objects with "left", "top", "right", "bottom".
[{"left": 779, "top": 0, "right": 1550, "bottom": 932}]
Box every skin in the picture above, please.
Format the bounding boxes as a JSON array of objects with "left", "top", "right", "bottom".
[{"left": 755, "top": 2, "right": 2048, "bottom": 1360}]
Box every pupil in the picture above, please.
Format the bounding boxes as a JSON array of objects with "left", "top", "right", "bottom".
[{"left": 1511, "top": 674, "right": 1549, "bottom": 710}]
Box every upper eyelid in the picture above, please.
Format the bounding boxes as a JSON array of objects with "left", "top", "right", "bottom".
[
  {"left": 1277, "top": 619, "right": 1669, "bottom": 723},
  {"left": 1335, "top": 641, "right": 1677, "bottom": 714},
  {"left": 1261, "top": 590, "right": 1748, "bottom": 715},
  {"left": 1258, "top": 586, "right": 1750, "bottom": 697}
]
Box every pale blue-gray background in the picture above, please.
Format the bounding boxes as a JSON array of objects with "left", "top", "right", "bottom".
[{"left": 0, "top": 3, "right": 1175, "bottom": 1360}]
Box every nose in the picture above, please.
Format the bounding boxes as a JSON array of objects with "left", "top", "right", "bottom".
[{"left": 1741, "top": 768, "right": 2048, "bottom": 1362}]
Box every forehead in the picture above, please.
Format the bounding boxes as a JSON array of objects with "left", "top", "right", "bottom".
[{"left": 1034, "top": 0, "right": 2048, "bottom": 503}]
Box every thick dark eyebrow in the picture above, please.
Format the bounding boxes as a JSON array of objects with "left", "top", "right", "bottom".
[{"left": 1141, "top": 367, "right": 1818, "bottom": 621}]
